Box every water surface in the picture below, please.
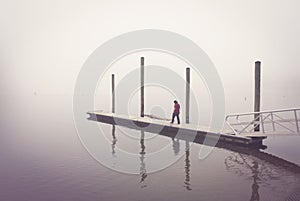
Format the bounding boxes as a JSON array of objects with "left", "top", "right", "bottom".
[{"left": 1, "top": 95, "right": 299, "bottom": 201}]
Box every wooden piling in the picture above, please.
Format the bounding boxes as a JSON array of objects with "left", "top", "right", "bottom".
[
  {"left": 141, "top": 57, "right": 145, "bottom": 117},
  {"left": 112, "top": 74, "right": 115, "bottom": 113},
  {"left": 254, "top": 61, "right": 261, "bottom": 131},
  {"left": 186, "top": 68, "right": 190, "bottom": 124}
]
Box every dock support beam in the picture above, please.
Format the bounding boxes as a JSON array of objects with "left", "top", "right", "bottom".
[
  {"left": 141, "top": 57, "right": 145, "bottom": 117},
  {"left": 254, "top": 61, "right": 261, "bottom": 132},
  {"left": 186, "top": 68, "right": 190, "bottom": 124},
  {"left": 112, "top": 74, "right": 115, "bottom": 113}
]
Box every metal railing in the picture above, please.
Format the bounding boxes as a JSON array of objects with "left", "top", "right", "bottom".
[{"left": 224, "top": 108, "right": 300, "bottom": 135}]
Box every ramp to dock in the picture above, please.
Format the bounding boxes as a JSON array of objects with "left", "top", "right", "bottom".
[
  {"left": 87, "top": 111, "right": 267, "bottom": 148},
  {"left": 224, "top": 108, "right": 300, "bottom": 136}
]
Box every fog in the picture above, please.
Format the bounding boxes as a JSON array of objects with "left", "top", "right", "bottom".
[
  {"left": 1, "top": 2, "right": 300, "bottom": 200},
  {"left": 1, "top": 0, "right": 300, "bottom": 115}
]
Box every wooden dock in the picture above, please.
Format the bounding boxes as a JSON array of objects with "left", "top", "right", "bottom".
[{"left": 87, "top": 111, "right": 267, "bottom": 148}]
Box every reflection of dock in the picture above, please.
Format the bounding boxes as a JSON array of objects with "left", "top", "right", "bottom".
[
  {"left": 89, "top": 111, "right": 300, "bottom": 174},
  {"left": 225, "top": 151, "right": 300, "bottom": 201},
  {"left": 102, "top": 113, "right": 300, "bottom": 196},
  {"left": 87, "top": 111, "right": 266, "bottom": 147}
]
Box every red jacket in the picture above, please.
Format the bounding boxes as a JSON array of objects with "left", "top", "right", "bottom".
[{"left": 174, "top": 103, "right": 180, "bottom": 113}]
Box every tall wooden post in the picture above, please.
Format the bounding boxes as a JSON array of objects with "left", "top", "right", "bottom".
[
  {"left": 112, "top": 74, "right": 115, "bottom": 113},
  {"left": 254, "top": 61, "right": 261, "bottom": 131},
  {"left": 140, "top": 57, "right": 145, "bottom": 117},
  {"left": 186, "top": 68, "right": 190, "bottom": 123}
]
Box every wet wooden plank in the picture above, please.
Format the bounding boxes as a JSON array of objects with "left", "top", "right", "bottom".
[{"left": 87, "top": 111, "right": 267, "bottom": 148}]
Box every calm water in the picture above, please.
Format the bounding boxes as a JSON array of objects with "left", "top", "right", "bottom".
[{"left": 1, "top": 95, "right": 300, "bottom": 201}]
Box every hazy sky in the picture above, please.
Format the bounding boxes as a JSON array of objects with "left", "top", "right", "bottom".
[{"left": 1, "top": 0, "right": 299, "bottom": 114}]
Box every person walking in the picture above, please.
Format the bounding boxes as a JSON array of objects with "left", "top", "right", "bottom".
[{"left": 171, "top": 100, "right": 180, "bottom": 124}]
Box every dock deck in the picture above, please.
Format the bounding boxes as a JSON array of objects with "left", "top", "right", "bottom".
[{"left": 87, "top": 111, "right": 267, "bottom": 148}]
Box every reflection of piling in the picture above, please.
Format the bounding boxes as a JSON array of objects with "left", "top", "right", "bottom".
[
  {"left": 250, "top": 161, "right": 260, "bottom": 201},
  {"left": 186, "top": 68, "right": 190, "bottom": 124},
  {"left": 112, "top": 74, "right": 115, "bottom": 113},
  {"left": 254, "top": 61, "right": 261, "bottom": 131},
  {"left": 140, "top": 130, "right": 145, "bottom": 154},
  {"left": 184, "top": 141, "right": 191, "bottom": 190},
  {"left": 139, "top": 130, "right": 147, "bottom": 185},
  {"left": 111, "top": 124, "right": 117, "bottom": 155},
  {"left": 141, "top": 57, "right": 145, "bottom": 117}
]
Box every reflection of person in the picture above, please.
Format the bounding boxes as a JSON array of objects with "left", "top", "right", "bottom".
[
  {"left": 172, "top": 137, "right": 180, "bottom": 155},
  {"left": 171, "top": 100, "right": 180, "bottom": 124}
]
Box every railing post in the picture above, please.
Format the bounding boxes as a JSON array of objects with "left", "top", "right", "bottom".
[
  {"left": 270, "top": 112, "right": 275, "bottom": 131},
  {"left": 260, "top": 114, "right": 265, "bottom": 133},
  {"left": 294, "top": 110, "right": 299, "bottom": 132}
]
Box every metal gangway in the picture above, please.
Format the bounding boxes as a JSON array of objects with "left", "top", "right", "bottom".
[{"left": 223, "top": 108, "right": 300, "bottom": 136}]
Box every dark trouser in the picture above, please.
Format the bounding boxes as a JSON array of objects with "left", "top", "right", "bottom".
[{"left": 171, "top": 112, "right": 180, "bottom": 124}]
